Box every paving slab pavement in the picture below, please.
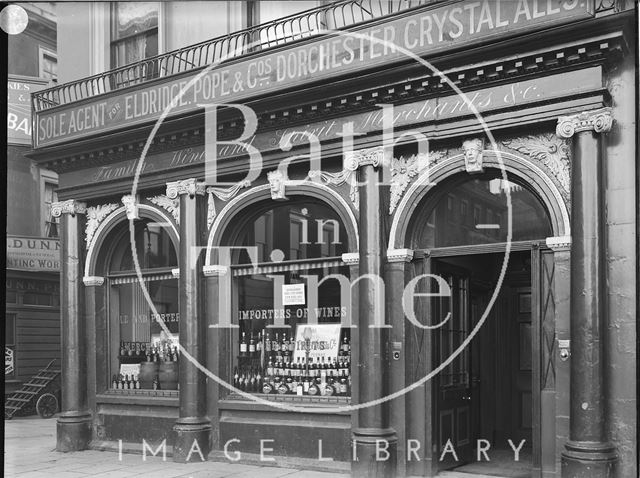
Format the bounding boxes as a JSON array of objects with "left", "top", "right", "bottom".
[
  {"left": 4, "top": 415, "right": 349, "bottom": 478},
  {"left": 5, "top": 416, "right": 522, "bottom": 478}
]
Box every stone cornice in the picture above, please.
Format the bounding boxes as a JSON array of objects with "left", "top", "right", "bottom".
[
  {"left": 546, "top": 235, "right": 572, "bottom": 252},
  {"left": 166, "top": 178, "right": 206, "bottom": 198},
  {"left": 556, "top": 107, "right": 613, "bottom": 138},
  {"left": 386, "top": 248, "right": 414, "bottom": 263},
  {"left": 82, "top": 276, "right": 105, "bottom": 287},
  {"left": 51, "top": 199, "right": 87, "bottom": 217}
]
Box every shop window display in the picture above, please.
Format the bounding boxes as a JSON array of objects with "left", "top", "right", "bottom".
[
  {"left": 228, "top": 201, "right": 352, "bottom": 399},
  {"left": 106, "top": 218, "right": 178, "bottom": 391}
]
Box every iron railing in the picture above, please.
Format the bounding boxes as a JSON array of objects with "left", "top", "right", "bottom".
[{"left": 32, "top": 0, "right": 439, "bottom": 112}]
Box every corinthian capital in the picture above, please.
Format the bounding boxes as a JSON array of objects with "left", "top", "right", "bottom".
[
  {"left": 51, "top": 200, "right": 87, "bottom": 218},
  {"left": 556, "top": 107, "right": 613, "bottom": 138},
  {"left": 166, "top": 178, "right": 206, "bottom": 199}
]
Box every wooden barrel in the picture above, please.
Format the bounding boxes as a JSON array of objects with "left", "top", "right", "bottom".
[
  {"left": 158, "top": 361, "right": 179, "bottom": 390},
  {"left": 139, "top": 361, "right": 159, "bottom": 389}
]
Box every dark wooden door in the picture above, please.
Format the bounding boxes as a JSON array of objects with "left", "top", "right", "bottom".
[
  {"left": 433, "top": 261, "right": 473, "bottom": 470},
  {"left": 509, "top": 286, "right": 533, "bottom": 445}
]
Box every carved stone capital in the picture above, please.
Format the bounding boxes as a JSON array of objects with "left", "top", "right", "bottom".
[
  {"left": 83, "top": 276, "right": 105, "bottom": 287},
  {"left": 387, "top": 248, "right": 414, "bottom": 263},
  {"left": 121, "top": 195, "right": 139, "bottom": 220},
  {"left": 203, "top": 265, "right": 229, "bottom": 277},
  {"left": 546, "top": 235, "right": 572, "bottom": 252},
  {"left": 51, "top": 200, "right": 87, "bottom": 218},
  {"left": 341, "top": 252, "right": 359, "bottom": 265},
  {"left": 171, "top": 268, "right": 180, "bottom": 279},
  {"left": 344, "top": 146, "right": 385, "bottom": 171},
  {"left": 556, "top": 107, "right": 613, "bottom": 138},
  {"left": 166, "top": 178, "right": 206, "bottom": 199},
  {"left": 267, "top": 169, "right": 288, "bottom": 200}
]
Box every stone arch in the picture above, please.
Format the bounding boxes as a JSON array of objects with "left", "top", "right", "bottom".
[
  {"left": 205, "top": 182, "right": 359, "bottom": 265},
  {"left": 84, "top": 204, "right": 179, "bottom": 278},
  {"left": 388, "top": 150, "right": 570, "bottom": 250}
]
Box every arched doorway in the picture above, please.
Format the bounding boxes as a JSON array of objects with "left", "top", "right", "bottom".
[{"left": 406, "top": 171, "right": 556, "bottom": 478}]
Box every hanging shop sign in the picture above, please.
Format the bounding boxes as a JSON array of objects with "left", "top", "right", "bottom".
[
  {"left": 59, "top": 65, "right": 602, "bottom": 190},
  {"left": 292, "top": 323, "right": 341, "bottom": 363},
  {"left": 34, "top": 0, "right": 593, "bottom": 147},
  {"left": 6, "top": 236, "right": 61, "bottom": 272},
  {"left": 8, "top": 76, "right": 48, "bottom": 145}
]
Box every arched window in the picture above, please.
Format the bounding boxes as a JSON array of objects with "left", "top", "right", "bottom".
[
  {"left": 413, "top": 174, "right": 552, "bottom": 249},
  {"left": 224, "top": 199, "right": 353, "bottom": 399},
  {"left": 104, "top": 218, "right": 178, "bottom": 391}
]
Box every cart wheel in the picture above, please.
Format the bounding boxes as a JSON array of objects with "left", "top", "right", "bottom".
[{"left": 36, "top": 393, "right": 58, "bottom": 418}]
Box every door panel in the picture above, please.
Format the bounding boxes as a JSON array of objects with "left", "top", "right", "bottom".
[
  {"left": 433, "top": 261, "right": 473, "bottom": 470},
  {"left": 512, "top": 287, "right": 533, "bottom": 444}
]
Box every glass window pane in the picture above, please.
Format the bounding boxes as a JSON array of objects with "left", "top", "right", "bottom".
[
  {"left": 113, "top": 2, "right": 158, "bottom": 40},
  {"left": 415, "top": 175, "right": 552, "bottom": 248},
  {"left": 110, "top": 278, "right": 179, "bottom": 390},
  {"left": 234, "top": 201, "right": 347, "bottom": 263},
  {"left": 109, "top": 219, "right": 177, "bottom": 272},
  {"left": 234, "top": 264, "right": 352, "bottom": 397}
]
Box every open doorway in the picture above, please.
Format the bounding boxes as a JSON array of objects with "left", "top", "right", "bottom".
[
  {"left": 433, "top": 251, "right": 534, "bottom": 478},
  {"left": 407, "top": 172, "right": 558, "bottom": 477}
]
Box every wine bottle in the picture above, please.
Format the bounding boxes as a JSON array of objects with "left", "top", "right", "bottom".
[
  {"left": 233, "top": 366, "right": 239, "bottom": 388},
  {"left": 265, "top": 331, "right": 272, "bottom": 353},
  {"left": 249, "top": 334, "right": 256, "bottom": 356},
  {"left": 342, "top": 335, "right": 350, "bottom": 355},
  {"left": 339, "top": 377, "right": 348, "bottom": 396},
  {"left": 240, "top": 332, "right": 248, "bottom": 356}
]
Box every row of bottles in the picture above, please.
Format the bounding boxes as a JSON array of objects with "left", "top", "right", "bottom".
[
  {"left": 146, "top": 343, "right": 179, "bottom": 363},
  {"left": 111, "top": 373, "right": 141, "bottom": 390},
  {"left": 239, "top": 330, "right": 351, "bottom": 360},
  {"left": 118, "top": 341, "right": 180, "bottom": 362},
  {"left": 233, "top": 356, "right": 351, "bottom": 397}
]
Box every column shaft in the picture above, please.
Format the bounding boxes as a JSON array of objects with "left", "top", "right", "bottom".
[
  {"left": 558, "top": 109, "right": 617, "bottom": 477},
  {"left": 56, "top": 204, "right": 92, "bottom": 452},
  {"left": 352, "top": 160, "right": 397, "bottom": 477},
  {"left": 172, "top": 180, "right": 211, "bottom": 462}
]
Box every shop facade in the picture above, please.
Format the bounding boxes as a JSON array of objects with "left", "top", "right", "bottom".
[
  {"left": 30, "top": 1, "right": 636, "bottom": 477},
  {"left": 6, "top": 2, "right": 59, "bottom": 401}
]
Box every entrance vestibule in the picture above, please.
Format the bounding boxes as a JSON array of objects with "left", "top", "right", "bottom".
[
  {"left": 406, "top": 171, "right": 557, "bottom": 477},
  {"left": 434, "top": 251, "right": 534, "bottom": 478}
]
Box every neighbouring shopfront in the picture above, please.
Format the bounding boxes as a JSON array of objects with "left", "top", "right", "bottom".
[{"left": 29, "top": 1, "right": 636, "bottom": 477}]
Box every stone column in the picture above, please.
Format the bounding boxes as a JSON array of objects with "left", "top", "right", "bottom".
[
  {"left": 556, "top": 108, "right": 618, "bottom": 476},
  {"left": 167, "top": 179, "right": 211, "bottom": 462},
  {"left": 52, "top": 199, "right": 92, "bottom": 452},
  {"left": 349, "top": 147, "right": 397, "bottom": 478}
]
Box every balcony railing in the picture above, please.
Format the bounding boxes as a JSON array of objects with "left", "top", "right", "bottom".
[{"left": 32, "top": 0, "right": 439, "bottom": 112}]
